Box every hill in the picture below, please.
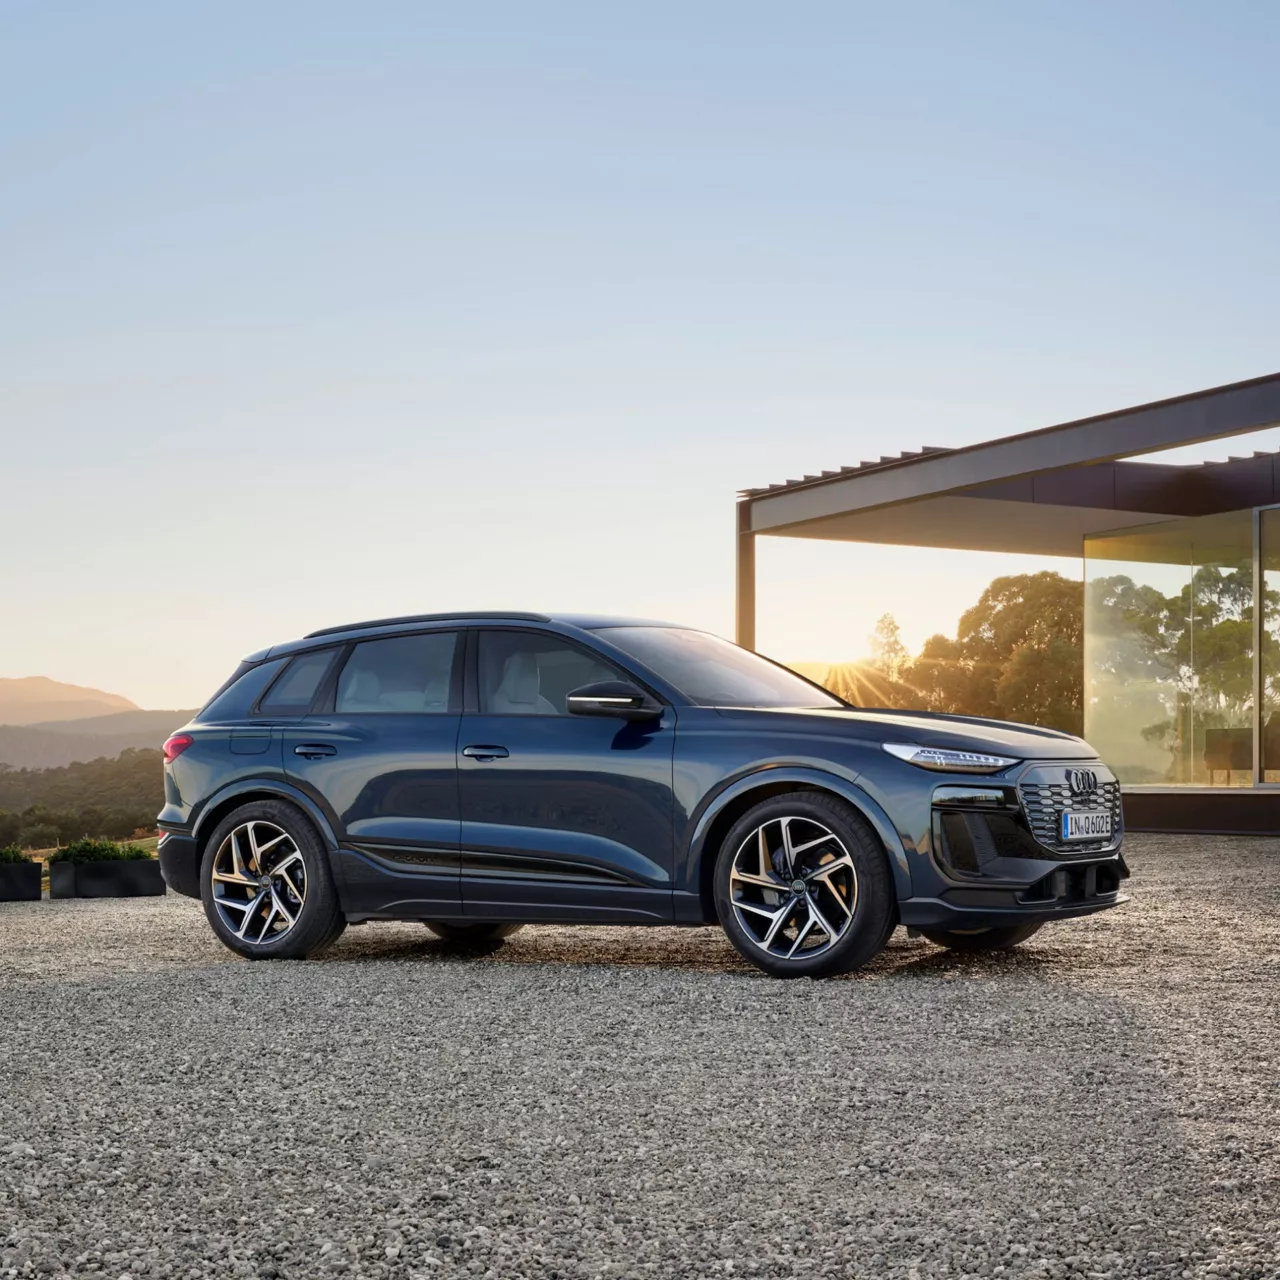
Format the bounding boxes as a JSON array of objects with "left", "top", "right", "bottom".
[
  {"left": 0, "top": 747, "right": 164, "bottom": 814},
  {"left": 0, "top": 748, "right": 163, "bottom": 846},
  {"left": 0, "top": 676, "right": 138, "bottom": 726},
  {"left": 0, "top": 710, "right": 196, "bottom": 769},
  {"left": 35, "top": 709, "right": 196, "bottom": 738}
]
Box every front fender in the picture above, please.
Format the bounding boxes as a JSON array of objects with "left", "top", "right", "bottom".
[{"left": 684, "top": 766, "right": 914, "bottom": 902}]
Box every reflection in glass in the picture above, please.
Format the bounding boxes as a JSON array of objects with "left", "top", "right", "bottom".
[
  {"left": 1261, "top": 509, "right": 1280, "bottom": 781},
  {"left": 1084, "top": 511, "right": 1253, "bottom": 786}
]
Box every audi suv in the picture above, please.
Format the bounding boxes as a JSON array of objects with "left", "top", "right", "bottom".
[{"left": 158, "top": 612, "right": 1128, "bottom": 979}]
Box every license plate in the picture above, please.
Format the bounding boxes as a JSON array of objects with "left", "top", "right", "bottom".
[{"left": 1061, "top": 809, "right": 1112, "bottom": 841}]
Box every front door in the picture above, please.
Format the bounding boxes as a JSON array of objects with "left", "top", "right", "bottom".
[
  {"left": 282, "top": 630, "right": 464, "bottom": 917},
  {"left": 457, "top": 628, "right": 677, "bottom": 922}
]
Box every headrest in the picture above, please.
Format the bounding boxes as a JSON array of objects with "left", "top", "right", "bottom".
[{"left": 496, "top": 651, "right": 540, "bottom": 705}]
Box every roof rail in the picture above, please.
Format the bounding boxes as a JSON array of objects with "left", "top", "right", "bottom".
[{"left": 305, "top": 611, "right": 551, "bottom": 639}]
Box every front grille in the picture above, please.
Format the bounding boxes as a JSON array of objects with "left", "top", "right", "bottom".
[{"left": 1019, "top": 778, "right": 1122, "bottom": 855}]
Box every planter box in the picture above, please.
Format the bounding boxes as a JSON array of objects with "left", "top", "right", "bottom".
[
  {"left": 0, "top": 862, "right": 42, "bottom": 902},
  {"left": 49, "top": 859, "right": 166, "bottom": 899}
]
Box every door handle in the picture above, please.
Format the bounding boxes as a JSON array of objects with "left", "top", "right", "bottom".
[
  {"left": 294, "top": 743, "right": 338, "bottom": 759},
  {"left": 462, "top": 744, "right": 509, "bottom": 761}
]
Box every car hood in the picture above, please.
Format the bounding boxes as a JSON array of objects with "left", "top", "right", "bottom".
[{"left": 715, "top": 705, "right": 1098, "bottom": 762}]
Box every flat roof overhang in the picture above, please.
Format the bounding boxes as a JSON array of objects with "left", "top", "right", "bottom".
[
  {"left": 735, "top": 371, "right": 1280, "bottom": 643},
  {"left": 753, "top": 457, "right": 1280, "bottom": 556}
]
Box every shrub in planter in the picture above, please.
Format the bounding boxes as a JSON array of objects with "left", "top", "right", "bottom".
[
  {"left": 0, "top": 844, "right": 41, "bottom": 902},
  {"left": 49, "top": 839, "right": 165, "bottom": 900}
]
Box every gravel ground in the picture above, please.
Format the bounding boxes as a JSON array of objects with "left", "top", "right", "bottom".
[{"left": 2, "top": 834, "right": 1277, "bottom": 1280}]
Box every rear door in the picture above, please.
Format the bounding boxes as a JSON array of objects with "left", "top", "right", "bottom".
[
  {"left": 282, "top": 630, "right": 464, "bottom": 917},
  {"left": 456, "top": 628, "right": 677, "bottom": 922}
]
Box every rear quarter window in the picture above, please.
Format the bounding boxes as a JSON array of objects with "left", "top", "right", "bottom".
[
  {"left": 195, "top": 659, "right": 286, "bottom": 723},
  {"left": 257, "top": 649, "right": 338, "bottom": 716}
]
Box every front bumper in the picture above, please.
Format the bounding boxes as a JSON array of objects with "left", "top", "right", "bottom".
[
  {"left": 899, "top": 762, "right": 1129, "bottom": 929},
  {"left": 898, "top": 853, "right": 1129, "bottom": 928}
]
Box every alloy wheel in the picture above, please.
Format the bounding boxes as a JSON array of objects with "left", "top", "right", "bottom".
[
  {"left": 211, "top": 820, "right": 307, "bottom": 945},
  {"left": 728, "top": 815, "right": 858, "bottom": 960}
]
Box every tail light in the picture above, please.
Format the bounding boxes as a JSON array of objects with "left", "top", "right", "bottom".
[{"left": 163, "top": 734, "right": 194, "bottom": 763}]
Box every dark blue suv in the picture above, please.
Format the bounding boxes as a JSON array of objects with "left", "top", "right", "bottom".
[{"left": 158, "top": 612, "right": 1128, "bottom": 978}]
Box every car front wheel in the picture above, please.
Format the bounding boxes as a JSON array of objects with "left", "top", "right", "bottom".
[
  {"left": 200, "top": 800, "right": 345, "bottom": 960},
  {"left": 713, "top": 792, "right": 895, "bottom": 979}
]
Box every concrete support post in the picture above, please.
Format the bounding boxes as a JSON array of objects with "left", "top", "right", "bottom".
[{"left": 735, "top": 500, "right": 756, "bottom": 651}]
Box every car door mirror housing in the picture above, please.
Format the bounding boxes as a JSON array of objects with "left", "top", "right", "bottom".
[{"left": 566, "top": 680, "right": 661, "bottom": 721}]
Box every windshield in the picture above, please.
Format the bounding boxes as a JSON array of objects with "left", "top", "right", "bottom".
[{"left": 593, "top": 627, "right": 845, "bottom": 709}]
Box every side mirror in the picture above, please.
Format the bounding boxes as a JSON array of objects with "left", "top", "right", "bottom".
[{"left": 566, "top": 680, "right": 662, "bottom": 722}]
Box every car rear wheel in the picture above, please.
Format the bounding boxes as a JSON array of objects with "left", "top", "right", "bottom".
[
  {"left": 713, "top": 792, "right": 895, "bottom": 979},
  {"left": 919, "top": 923, "right": 1044, "bottom": 952},
  {"left": 200, "top": 800, "right": 345, "bottom": 960},
  {"left": 422, "top": 921, "right": 525, "bottom": 944}
]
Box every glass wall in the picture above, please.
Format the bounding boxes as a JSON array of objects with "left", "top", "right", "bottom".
[
  {"left": 1261, "top": 508, "right": 1280, "bottom": 781},
  {"left": 1084, "top": 510, "right": 1254, "bottom": 786}
]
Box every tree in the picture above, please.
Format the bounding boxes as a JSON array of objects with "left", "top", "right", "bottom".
[
  {"left": 867, "top": 614, "right": 909, "bottom": 683},
  {"left": 1086, "top": 558, "right": 1264, "bottom": 780},
  {"left": 957, "top": 572, "right": 1084, "bottom": 663},
  {"left": 956, "top": 572, "right": 1082, "bottom": 729},
  {"left": 886, "top": 572, "right": 1085, "bottom": 732},
  {"left": 902, "top": 633, "right": 970, "bottom": 715},
  {"left": 18, "top": 823, "right": 59, "bottom": 852},
  {"left": 996, "top": 635, "right": 1083, "bottom": 735}
]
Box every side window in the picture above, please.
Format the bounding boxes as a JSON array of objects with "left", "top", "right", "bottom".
[
  {"left": 257, "top": 650, "right": 335, "bottom": 717},
  {"left": 201, "top": 658, "right": 286, "bottom": 721},
  {"left": 336, "top": 632, "right": 458, "bottom": 714},
  {"left": 478, "top": 631, "right": 620, "bottom": 716}
]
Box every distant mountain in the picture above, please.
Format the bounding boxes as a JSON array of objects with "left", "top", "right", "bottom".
[
  {"left": 0, "top": 676, "right": 139, "bottom": 726},
  {"left": 0, "top": 709, "right": 196, "bottom": 770},
  {"left": 35, "top": 709, "right": 196, "bottom": 738}
]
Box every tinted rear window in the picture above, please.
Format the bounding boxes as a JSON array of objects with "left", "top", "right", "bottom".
[
  {"left": 196, "top": 659, "right": 286, "bottom": 722},
  {"left": 335, "top": 632, "right": 459, "bottom": 713},
  {"left": 258, "top": 650, "right": 336, "bottom": 716}
]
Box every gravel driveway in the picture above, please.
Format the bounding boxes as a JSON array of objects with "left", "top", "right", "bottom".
[{"left": 2, "top": 834, "right": 1277, "bottom": 1280}]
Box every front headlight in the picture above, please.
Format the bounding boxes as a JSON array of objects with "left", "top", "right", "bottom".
[{"left": 883, "top": 743, "right": 1018, "bottom": 773}]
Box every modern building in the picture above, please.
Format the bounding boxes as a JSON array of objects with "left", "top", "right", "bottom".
[{"left": 735, "top": 371, "right": 1280, "bottom": 832}]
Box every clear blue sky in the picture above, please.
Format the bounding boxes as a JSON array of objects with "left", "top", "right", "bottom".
[{"left": 3, "top": 1, "right": 1279, "bottom": 707}]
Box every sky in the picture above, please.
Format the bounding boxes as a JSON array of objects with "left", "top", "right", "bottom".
[{"left": 3, "top": 1, "right": 1280, "bottom": 709}]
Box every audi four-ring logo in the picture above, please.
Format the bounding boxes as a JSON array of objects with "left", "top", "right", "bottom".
[{"left": 1068, "top": 768, "right": 1099, "bottom": 795}]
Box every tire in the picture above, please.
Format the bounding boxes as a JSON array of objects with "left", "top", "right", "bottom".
[
  {"left": 919, "top": 922, "right": 1044, "bottom": 952},
  {"left": 713, "top": 791, "right": 895, "bottom": 979},
  {"left": 200, "top": 799, "right": 345, "bottom": 960},
  {"left": 422, "top": 921, "right": 525, "bottom": 944}
]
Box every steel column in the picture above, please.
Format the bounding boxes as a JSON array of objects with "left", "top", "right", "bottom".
[{"left": 736, "top": 501, "right": 756, "bottom": 651}]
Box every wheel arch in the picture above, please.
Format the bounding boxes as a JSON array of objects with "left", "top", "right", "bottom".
[
  {"left": 688, "top": 768, "right": 914, "bottom": 923},
  {"left": 192, "top": 780, "right": 339, "bottom": 868}
]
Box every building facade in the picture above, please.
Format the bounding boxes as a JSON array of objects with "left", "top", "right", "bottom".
[{"left": 736, "top": 372, "right": 1280, "bottom": 831}]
